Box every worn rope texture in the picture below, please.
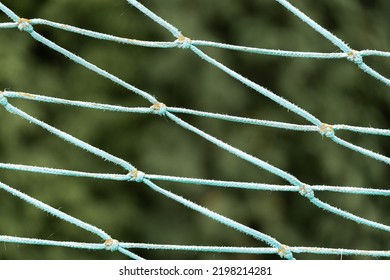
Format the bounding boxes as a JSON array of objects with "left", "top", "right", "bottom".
[{"left": 0, "top": 0, "right": 389, "bottom": 259}]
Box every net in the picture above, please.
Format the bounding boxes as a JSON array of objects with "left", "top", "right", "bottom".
[{"left": 0, "top": 0, "right": 389, "bottom": 259}]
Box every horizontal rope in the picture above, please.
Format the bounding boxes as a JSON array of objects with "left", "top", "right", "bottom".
[
  {"left": 5, "top": 91, "right": 390, "bottom": 136},
  {"left": 1, "top": 162, "right": 388, "bottom": 196},
  {"left": 146, "top": 174, "right": 390, "bottom": 196},
  {"left": 0, "top": 20, "right": 387, "bottom": 62},
  {"left": 1, "top": 20, "right": 389, "bottom": 60},
  {"left": 1, "top": 235, "right": 388, "bottom": 258}
]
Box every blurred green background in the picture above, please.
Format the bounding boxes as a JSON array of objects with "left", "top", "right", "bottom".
[{"left": 0, "top": 0, "right": 389, "bottom": 260}]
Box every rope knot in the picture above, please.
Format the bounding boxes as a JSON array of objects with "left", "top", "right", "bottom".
[
  {"left": 18, "top": 18, "right": 33, "bottom": 33},
  {"left": 104, "top": 239, "right": 120, "bottom": 251},
  {"left": 128, "top": 169, "right": 145, "bottom": 183},
  {"left": 299, "top": 185, "right": 314, "bottom": 199},
  {"left": 347, "top": 50, "right": 363, "bottom": 65},
  {"left": 151, "top": 102, "right": 167, "bottom": 116},
  {"left": 277, "top": 245, "right": 294, "bottom": 260},
  {"left": 176, "top": 35, "right": 192, "bottom": 49},
  {"left": 319, "top": 123, "right": 335, "bottom": 138},
  {"left": 0, "top": 92, "right": 8, "bottom": 107}
]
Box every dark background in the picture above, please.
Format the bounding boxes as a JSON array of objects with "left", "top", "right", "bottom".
[{"left": 0, "top": 0, "right": 389, "bottom": 259}]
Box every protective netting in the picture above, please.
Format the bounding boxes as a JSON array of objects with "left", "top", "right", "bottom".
[{"left": 0, "top": 0, "right": 389, "bottom": 259}]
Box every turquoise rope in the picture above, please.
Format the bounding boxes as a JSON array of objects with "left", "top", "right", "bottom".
[
  {"left": 2, "top": 20, "right": 389, "bottom": 60},
  {"left": 274, "top": 0, "right": 390, "bottom": 86},
  {"left": 1, "top": 235, "right": 389, "bottom": 258},
  {"left": 4, "top": 91, "right": 390, "bottom": 136},
  {"left": 1, "top": 162, "right": 389, "bottom": 197}
]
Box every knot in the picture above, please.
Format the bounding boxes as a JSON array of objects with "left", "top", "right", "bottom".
[
  {"left": 299, "top": 185, "right": 315, "bottom": 200},
  {"left": 0, "top": 93, "right": 8, "bottom": 107},
  {"left": 151, "top": 103, "right": 167, "bottom": 116},
  {"left": 319, "top": 123, "right": 335, "bottom": 138},
  {"left": 128, "top": 169, "right": 145, "bottom": 183},
  {"left": 347, "top": 50, "right": 363, "bottom": 65},
  {"left": 18, "top": 18, "right": 33, "bottom": 33},
  {"left": 104, "top": 239, "right": 120, "bottom": 251},
  {"left": 175, "top": 35, "right": 192, "bottom": 49},
  {"left": 277, "top": 245, "right": 294, "bottom": 260}
]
